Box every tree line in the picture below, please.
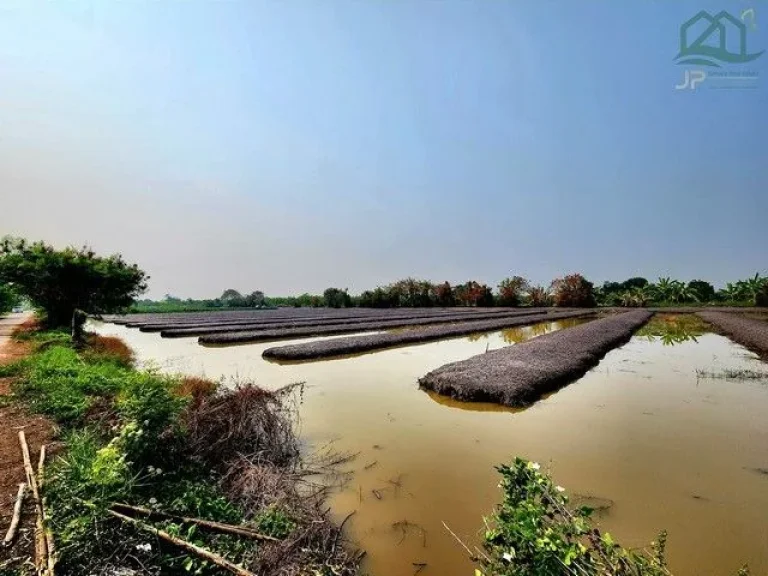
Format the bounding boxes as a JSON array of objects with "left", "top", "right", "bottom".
[{"left": 1, "top": 236, "right": 766, "bottom": 328}]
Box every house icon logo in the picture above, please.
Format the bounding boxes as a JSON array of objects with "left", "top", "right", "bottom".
[{"left": 676, "top": 10, "right": 764, "bottom": 67}]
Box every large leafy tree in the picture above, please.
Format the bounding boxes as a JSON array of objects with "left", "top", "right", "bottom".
[
  {"left": 497, "top": 276, "right": 529, "bottom": 307},
  {"left": 550, "top": 274, "right": 596, "bottom": 307},
  {"left": 0, "top": 237, "right": 148, "bottom": 327},
  {"left": 323, "top": 287, "right": 352, "bottom": 308}
]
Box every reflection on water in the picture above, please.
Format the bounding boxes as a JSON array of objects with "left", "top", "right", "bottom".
[
  {"left": 636, "top": 314, "right": 710, "bottom": 346},
  {"left": 90, "top": 318, "right": 768, "bottom": 576}
]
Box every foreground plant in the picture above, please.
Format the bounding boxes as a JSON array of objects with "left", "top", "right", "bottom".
[
  {"left": 479, "top": 458, "right": 670, "bottom": 576},
  {"left": 3, "top": 329, "right": 360, "bottom": 576},
  {"left": 478, "top": 459, "right": 754, "bottom": 576}
]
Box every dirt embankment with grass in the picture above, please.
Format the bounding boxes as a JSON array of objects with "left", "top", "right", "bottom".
[
  {"left": 0, "top": 323, "right": 360, "bottom": 576},
  {"left": 419, "top": 310, "right": 653, "bottom": 407}
]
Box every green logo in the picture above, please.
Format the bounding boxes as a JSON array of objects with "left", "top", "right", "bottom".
[{"left": 676, "top": 10, "right": 764, "bottom": 67}]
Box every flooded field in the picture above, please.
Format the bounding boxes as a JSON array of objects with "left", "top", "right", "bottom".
[{"left": 91, "top": 316, "right": 768, "bottom": 576}]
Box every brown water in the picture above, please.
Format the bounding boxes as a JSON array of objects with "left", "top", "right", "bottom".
[{"left": 91, "top": 317, "right": 768, "bottom": 576}]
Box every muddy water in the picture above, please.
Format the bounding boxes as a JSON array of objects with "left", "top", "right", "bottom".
[{"left": 91, "top": 317, "right": 768, "bottom": 576}]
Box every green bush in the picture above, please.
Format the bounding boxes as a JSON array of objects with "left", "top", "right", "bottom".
[{"left": 479, "top": 458, "right": 669, "bottom": 576}]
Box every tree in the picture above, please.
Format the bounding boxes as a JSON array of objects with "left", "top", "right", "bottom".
[
  {"left": 454, "top": 281, "right": 493, "bottom": 307},
  {"left": 0, "top": 237, "right": 148, "bottom": 328},
  {"left": 244, "top": 290, "right": 266, "bottom": 307},
  {"left": 220, "top": 289, "right": 244, "bottom": 307},
  {"left": 323, "top": 287, "right": 352, "bottom": 308},
  {"left": 432, "top": 282, "right": 455, "bottom": 307},
  {"left": 550, "top": 274, "right": 596, "bottom": 307},
  {"left": 687, "top": 280, "right": 715, "bottom": 303},
  {"left": 497, "top": 276, "right": 530, "bottom": 307},
  {"left": 756, "top": 281, "right": 768, "bottom": 307},
  {"left": 527, "top": 285, "right": 552, "bottom": 307},
  {"left": 0, "top": 282, "right": 18, "bottom": 314}
]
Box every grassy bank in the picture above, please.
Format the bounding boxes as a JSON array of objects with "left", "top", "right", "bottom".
[{"left": 0, "top": 328, "right": 360, "bottom": 576}]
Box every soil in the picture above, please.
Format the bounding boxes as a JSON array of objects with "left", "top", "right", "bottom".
[{"left": 0, "top": 314, "right": 56, "bottom": 570}]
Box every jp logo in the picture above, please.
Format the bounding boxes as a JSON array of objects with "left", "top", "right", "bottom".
[{"left": 675, "top": 10, "right": 764, "bottom": 67}]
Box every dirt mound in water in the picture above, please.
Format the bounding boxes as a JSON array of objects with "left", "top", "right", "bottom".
[
  {"left": 697, "top": 311, "right": 768, "bottom": 360},
  {"left": 419, "top": 310, "right": 652, "bottom": 407}
]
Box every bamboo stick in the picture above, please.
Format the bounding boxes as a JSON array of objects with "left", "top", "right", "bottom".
[
  {"left": 37, "top": 445, "right": 46, "bottom": 490},
  {"left": 18, "top": 431, "right": 48, "bottom": 574},
  {"left": 110, "top": 503, "right": 279, "bottom": 542},
  {"left": 107, "top": 509, "right": 257, "bottom": 576},
  {"left": 2, "top": 483, "right": 26, "bottom": 546},
  {"left": 36, "top": 445, "right": 56, "bottom": 575}
]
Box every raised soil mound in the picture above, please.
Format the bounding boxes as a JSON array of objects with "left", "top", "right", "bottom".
[
  {"left": 418, "top": 309, "right": 652, "bottom": 407},
  {"left": 697, "top": 311, "right": 768, "bottom": 360},
  {"left": 261, "top": 310, "right": 595, "bottom": 361}
]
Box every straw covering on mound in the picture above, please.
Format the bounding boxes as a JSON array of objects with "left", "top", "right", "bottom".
[
  {"left": 697, "top": 311, "right": 768, "bottom": 359},
  {"left": 200, "top": 309, "right": 571, "bottom": 345},
  {"left": 419, "top": 310, "right": 652, "bottom": 407},
  {"left": 262, "top": 310, "right": 595, "bottom": 361}
]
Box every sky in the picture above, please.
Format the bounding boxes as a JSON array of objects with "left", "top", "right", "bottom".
[{"left": 0, "top": 1, "right": 766, "bottom": 299}]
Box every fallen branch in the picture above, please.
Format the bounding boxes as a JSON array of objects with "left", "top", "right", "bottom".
[
  {"left": 107, "top": 509, "right": 256, "bottom": 576},
  {"left": 19, "top": 431, "right": 48, "bottom": 574},
  {"left": 110, "top": 503, "right": 280, "bottom": 542},
  {"left": 2, "top": 483, "right": 26, "bottom": 547}
]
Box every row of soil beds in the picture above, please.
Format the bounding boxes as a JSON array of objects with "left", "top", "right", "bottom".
[
  {"left": 697, "top": 311, "right": 768, "bottom": 360},
  {"left": 146, "top": 308, "right": 517, "bottom": 334},
  {"left": 418, "top": 310, "right": 652, "bottom": 408},
  {"left": 170, "top": 309, "right": 549, "bottom": 339},
  {"left": 108, "top": 307, "right": 497, "bottom": 328},
  {"left": 261, "top": 310, "right": 595, "bottom": 361},
  {"left": 198, "top": 310, "right": 570, "bottom": 344}
]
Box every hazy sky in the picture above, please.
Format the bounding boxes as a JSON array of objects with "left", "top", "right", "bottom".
[{"left": 1, "top": 1, "right": 766, "bottom": 299}]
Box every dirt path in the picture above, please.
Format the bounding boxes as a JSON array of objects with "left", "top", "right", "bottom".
[{"left": 0, "top": 313, "right": 55, "bottom": 568}]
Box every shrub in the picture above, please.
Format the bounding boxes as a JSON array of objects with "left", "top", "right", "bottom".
[
  {"left": 82, "top": 335, "right": 135, "bottom": 368},
  {"left": 172, "top": 375, "right": 219, "bottom": 405},
  {"left": 182, "top": 384, "right": 299, "bottom": 471},
  {"left": 479, "top": 458, "right": 669, "bottom": 576},
  {"left": 550, "top": 274, "right": 596, "bottom": 307},
  {"left": 116, "top": 373, "right": 184, "bottom": 433}
]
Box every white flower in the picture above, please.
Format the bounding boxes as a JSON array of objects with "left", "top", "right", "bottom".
[
  {"left": 149, "top": 497, "right": 157, "bottom": 505},
  {"left": 555, "top": 485, "right": 565, "bottom": 493},
  {"left": 502, "top": 549, "right": 516, "bottom": 561},
  {"left": 136, "top": 543, "right": 152, "bottom": 552},
  {"left": 528, "top": 462, "right": 541, "bottom": 471}
]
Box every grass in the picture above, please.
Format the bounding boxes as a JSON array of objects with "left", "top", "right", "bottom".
[
  {"left": 695, "top": 368, "right": 768, "bottom": 380},
  {"left": 2, "top": 327, "right": 360, "bottom": 576}
]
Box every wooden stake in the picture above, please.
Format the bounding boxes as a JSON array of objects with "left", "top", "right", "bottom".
[
  {"left": 107, "top": 509, "right": 257, "bottom": 576},
  {"left": 37, "top": 445, "right": 46, "bottom": 490},
  {"left": 2, "top": 483, "right": 26, "bottom": 546},
  {"left": 110, "top": 503, "right": 279, "bottom": 542},
  {"left": 18, "top": 432, "right": 48, "bottom": 575}
]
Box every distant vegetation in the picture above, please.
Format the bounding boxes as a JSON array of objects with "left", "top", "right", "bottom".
[{"left": 130, "top": 273, "right": 768, "bottom": 314}]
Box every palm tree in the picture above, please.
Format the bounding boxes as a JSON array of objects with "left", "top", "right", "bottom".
[{"left": 652, "top": 277, "right": 675, "bottom": 302}]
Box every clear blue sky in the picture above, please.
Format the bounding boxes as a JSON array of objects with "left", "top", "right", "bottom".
[{"left": 0, "top": 1, "right": 765, "bottom": 298}]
